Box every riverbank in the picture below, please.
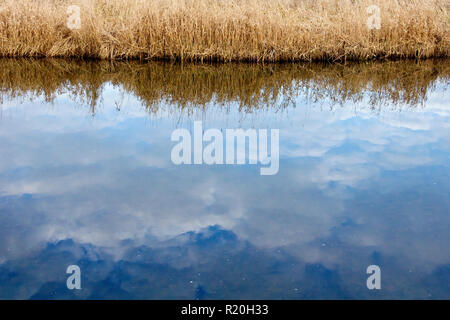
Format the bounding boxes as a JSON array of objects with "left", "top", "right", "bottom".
[{"left": 0, "top": 0, "right": 448, "bottom": 62}]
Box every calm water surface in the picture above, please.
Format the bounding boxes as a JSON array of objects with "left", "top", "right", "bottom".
[{"left": 0, "top": 59, "right": 449, "bottom": 299}]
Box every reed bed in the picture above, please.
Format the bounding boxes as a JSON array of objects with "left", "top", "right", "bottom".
[{"left": 0, "top": 0, "right": 448, "bottom": 62}]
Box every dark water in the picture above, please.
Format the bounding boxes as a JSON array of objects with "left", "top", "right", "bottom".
[{"left": 0, "top": 59, "right": 449, "bottom": 299}]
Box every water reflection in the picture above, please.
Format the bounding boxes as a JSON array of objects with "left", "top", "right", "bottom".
[
  {"left": 0, "top": 59, "right": 449, "bottom": 299},
  {"left": 1, "top": 59, "right": 449, "bottom": 112}
]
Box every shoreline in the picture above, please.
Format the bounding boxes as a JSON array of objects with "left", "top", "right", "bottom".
[
  {"left": 1, "top": 55, "right": 450, "bottom": 65},
  {"left": 1, "top": 55, "right": 449, "bottom": 64}
]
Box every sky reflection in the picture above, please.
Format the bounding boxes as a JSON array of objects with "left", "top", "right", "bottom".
[{"left": 0, "top": 61, "right": 449, "bottom": 299}]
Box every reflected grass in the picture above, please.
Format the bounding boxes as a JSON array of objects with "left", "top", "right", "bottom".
[{"left": 0, "top": 58, "right": 449, "bottom": 113}]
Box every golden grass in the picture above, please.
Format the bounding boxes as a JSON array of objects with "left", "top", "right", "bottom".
[
  {"left": 1, "top": 58, "right": 448, "bottom": 111},
  {"left": 0, "top": 0, "right": 448, "bottom": 61}
]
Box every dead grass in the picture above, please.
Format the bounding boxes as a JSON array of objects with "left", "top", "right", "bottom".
[{"left": 0, "top": 0, "right": 449, "bottom": 61}]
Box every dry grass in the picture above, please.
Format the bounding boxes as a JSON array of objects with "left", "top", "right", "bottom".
[{"left": 0, "top": 0, "right": 448, "bottom": 62}]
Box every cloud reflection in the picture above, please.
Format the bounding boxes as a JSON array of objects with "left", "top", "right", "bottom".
[{"left": 0, "top": 62, "right": 449, "bottom": 299}]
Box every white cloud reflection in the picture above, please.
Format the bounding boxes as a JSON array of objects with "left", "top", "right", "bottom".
[{"left": 0, "top": 82, "right": 449, "bottom": 280}]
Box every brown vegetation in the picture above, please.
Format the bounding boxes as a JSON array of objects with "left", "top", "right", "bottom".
[
  {"left": 1, "top": 58, "right": 448, "bottom": 111},
  {"left": 0, "top": 0, "right": 448, "bottom": 62}
]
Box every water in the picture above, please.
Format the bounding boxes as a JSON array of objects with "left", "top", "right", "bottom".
[{"left": 0, "top": 59, "right": 449, "bottom": 299}]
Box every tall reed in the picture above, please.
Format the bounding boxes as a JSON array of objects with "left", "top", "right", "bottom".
[{"left": 0, "top": 0, "right": 448, "bottom": 62}]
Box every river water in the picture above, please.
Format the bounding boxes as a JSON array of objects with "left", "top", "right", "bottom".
[{"left": 0, "top": 59, "right": 449, "bottom": 299}]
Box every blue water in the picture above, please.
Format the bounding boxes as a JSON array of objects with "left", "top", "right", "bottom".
[{"left": 0, "top": 61, "right": 449, "bottom": 299}]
